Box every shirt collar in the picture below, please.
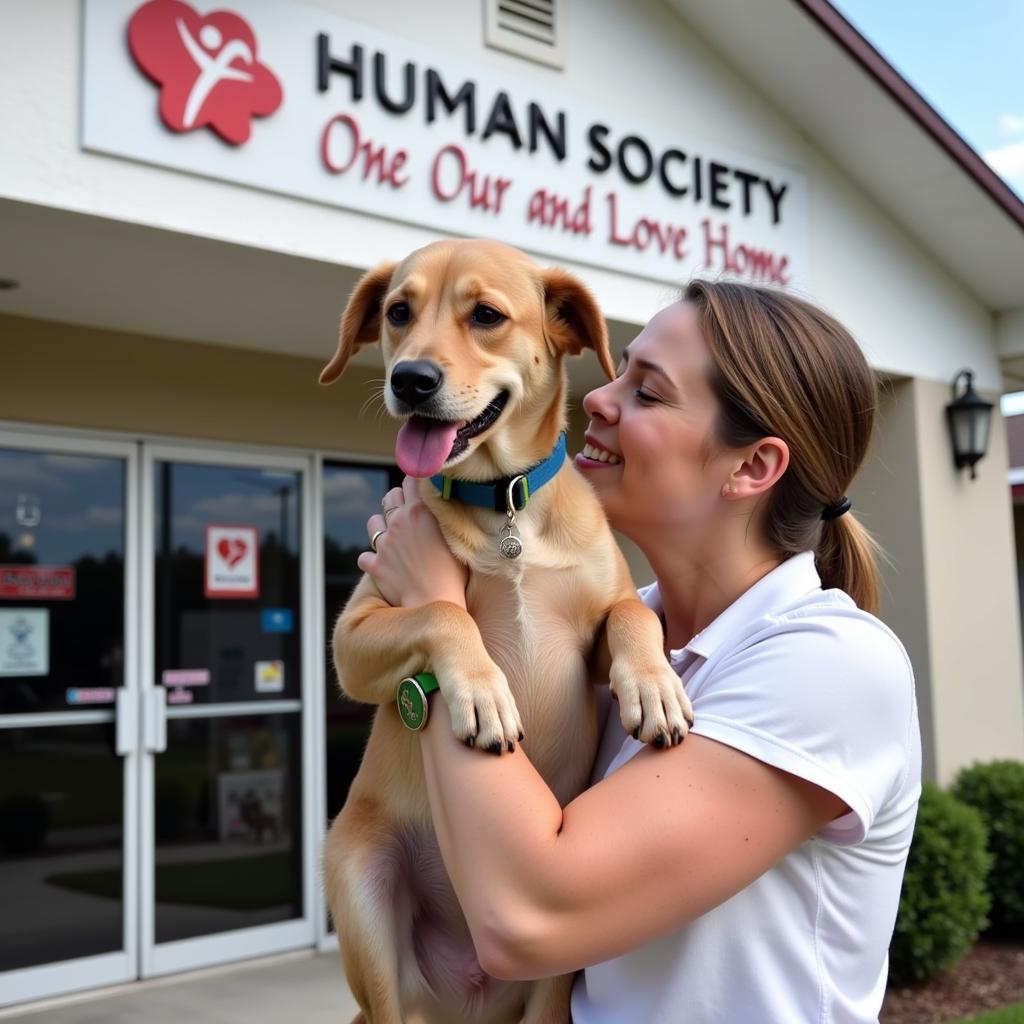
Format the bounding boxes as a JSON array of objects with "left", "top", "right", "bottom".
[{"left": 641, "top": 551, "right": 822, "bottom": 662}]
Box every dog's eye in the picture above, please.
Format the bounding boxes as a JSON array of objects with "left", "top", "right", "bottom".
[
  {"left": 471, "top": 304, "right": 505, "bottom": 327},
  {"left": 386, "top": 302, "right": 411, "bottom": 326}
]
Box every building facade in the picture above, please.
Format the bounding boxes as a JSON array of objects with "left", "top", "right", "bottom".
[{"left": 2, "top": 0, "right": 1024, "bottom": 1009}]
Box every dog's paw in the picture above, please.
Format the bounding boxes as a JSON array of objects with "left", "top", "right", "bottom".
[
  {"left": 442, "top": 663, "right": 525, "bottom": 755},
  {"left": 610, "top": 658, "right": 694, "bottom": 748}
]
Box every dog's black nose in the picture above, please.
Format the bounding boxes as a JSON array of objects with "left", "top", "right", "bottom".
[{"left": 391, "top": 360, "right": 444, "bottom": 407}]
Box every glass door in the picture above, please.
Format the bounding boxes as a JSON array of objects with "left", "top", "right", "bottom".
[
  {"left": 0, "top": 432, "right": 139, "bottom": 1008},
  {"left": 141, "top": 446, "right": 315, "bottom": 977}
]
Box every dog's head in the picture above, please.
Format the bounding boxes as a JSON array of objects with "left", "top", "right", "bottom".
[{"left": 320, "top": 239, "right": 614, "bottom": 479}]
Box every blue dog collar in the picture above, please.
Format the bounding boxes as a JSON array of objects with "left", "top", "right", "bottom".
[{"left": 430, "top": 433, "right": 567, "bottom": 513}]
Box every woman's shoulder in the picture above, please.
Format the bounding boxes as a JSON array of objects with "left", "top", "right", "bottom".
[
  {"left": 762, "top": 588, "right": 914, "bottom": 681},
  {"left": 703, "top": 588, "right": 917, "bottom": 728}
]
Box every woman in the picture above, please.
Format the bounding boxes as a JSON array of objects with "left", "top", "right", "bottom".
[{"left": 357, "top": 279, "right": 921, "bottom": 1023}]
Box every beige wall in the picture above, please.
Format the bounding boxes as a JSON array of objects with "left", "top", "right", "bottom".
[
  {"left": 913, "top": 379, "right": 1024, "bottom": 783},
  {"left": 852, "top": 378, "right": 936, "bottom": 779},
  {"left": 4, "top": 314, "right": 394, "bottom": 457}
]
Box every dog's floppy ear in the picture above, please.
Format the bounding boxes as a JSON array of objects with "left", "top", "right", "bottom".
[
  {"left": 320, "top": 262, "right": 398, "bottom": 385},
  {"left": 541, "top": 268, "right": 615, "bottom": 381}
]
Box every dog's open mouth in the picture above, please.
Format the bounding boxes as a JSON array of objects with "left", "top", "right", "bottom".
[{"left": 395, "top": 391, "right": 510, "bottom": 478}]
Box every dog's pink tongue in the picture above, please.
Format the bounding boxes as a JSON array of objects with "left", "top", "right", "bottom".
[{"left": 395, "top": 419, "right": 460, "bottom": 477}]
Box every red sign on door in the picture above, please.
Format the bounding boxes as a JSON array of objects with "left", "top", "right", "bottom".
[
  {"left": 204, "top": 525, "right": 260, "bottom": 598},
  {"left": 0, "top": 565, "right": 76, "bottom": 600}
]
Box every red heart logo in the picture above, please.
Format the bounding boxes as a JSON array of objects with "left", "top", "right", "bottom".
[
  {"left": 217, "top": 537, "right": 248, "bottom": 568},
  {"left": 128, "top": 0, "right": 283, "bottom": 146}
]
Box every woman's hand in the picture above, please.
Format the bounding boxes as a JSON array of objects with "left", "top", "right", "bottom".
[{"left": 357, "top": 477, "right": 469, "bottom": 609}]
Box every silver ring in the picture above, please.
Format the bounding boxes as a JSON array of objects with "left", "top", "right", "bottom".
[
  {"left": 369, "top": 528, "right": 386, "bottom": 553},
  {"left": 382, "top": 505, "right": 401, "bottom": 524}
]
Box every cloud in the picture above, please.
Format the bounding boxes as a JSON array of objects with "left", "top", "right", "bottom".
[
  {"left": 983, "top": 140, "right": 1024, "bottom": 186},
  {"left": 998, "top": 113, "right": 1024, "bottom": 138}
]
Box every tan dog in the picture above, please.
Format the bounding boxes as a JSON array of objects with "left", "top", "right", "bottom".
[{"left": 320, "top": 239, "right": 692, "bottom": 1024}]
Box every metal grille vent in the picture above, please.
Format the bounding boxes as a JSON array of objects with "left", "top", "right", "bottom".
[{"left": 484, "top": 0, "right": 565, "bottom": 70}]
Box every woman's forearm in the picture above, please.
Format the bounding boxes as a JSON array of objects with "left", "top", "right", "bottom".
[{"left": 419, "top": 697, "right": 567, "bottom": 977}]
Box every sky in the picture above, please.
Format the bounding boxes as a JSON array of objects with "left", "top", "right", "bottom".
[{"left": 832, "top": 0, "right": 1024, "bottom": 199}]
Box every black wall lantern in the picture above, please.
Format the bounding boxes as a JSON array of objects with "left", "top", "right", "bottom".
[{"left": 946, "top": 369, "right": 994, "bottom": 480}]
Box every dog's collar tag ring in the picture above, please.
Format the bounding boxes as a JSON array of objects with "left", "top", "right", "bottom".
[{"left": 499, "top": 475, "right": 525, "bottom": 560}]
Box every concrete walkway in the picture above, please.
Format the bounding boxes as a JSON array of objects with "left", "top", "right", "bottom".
[{"left": 0, "top": 951, "right": 359, "bottom": 1023}]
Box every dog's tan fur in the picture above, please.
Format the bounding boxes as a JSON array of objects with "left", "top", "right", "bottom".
[{"left": 320, "top": 240, "right": 692, "bottom": 1024}]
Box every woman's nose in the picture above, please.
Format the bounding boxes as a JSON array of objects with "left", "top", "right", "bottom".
[{"left": 583, "top": 380, "right": 617, "bottom": 422}]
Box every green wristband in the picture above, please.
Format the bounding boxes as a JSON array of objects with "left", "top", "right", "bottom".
[{"left": 397, "top": 672, "right": 440, "bottom": 731}]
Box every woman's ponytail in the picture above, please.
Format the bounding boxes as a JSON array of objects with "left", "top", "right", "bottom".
[{"left": 817, "top": 513, "right": 881, "bottom": 616}]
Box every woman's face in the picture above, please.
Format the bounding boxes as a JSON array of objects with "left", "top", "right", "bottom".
[{"left": 576, "top": 301, "right": 734, "bottom": 539}]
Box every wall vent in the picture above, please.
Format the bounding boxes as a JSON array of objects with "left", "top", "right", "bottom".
[{"left": 484, "top": 0, "right": 565, "bottom": 71}]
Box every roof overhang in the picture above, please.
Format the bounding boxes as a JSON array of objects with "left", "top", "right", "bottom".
[{"left": 668, "top": 0, "right": 1024, "bottom": 313}]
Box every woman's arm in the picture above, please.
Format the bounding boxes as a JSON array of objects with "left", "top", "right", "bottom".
[
  {"left": 360, "top": 480, "right": 846, "bottom": 980},
  {"left": 420, "top": 698, "right": 844, "bottom": 980}
]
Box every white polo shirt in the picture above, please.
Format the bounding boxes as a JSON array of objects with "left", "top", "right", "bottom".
[{"left": 571, "top": 551, "right": 921, "bottom": 1024}]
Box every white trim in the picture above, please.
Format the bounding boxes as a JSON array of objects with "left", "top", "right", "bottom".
[
  {"left": 0, "top": 952, "right": 133, "bottom": 1012},
  {"left": 301, "top": 453, "right": 320, "bottom": 942},
  {"left": 165, "top": 700, "right": 302, "bottom": 719},
  {"left": 122, "top": 435, "right": 143, "bottom": 992},
  {"left": 140, "top": 441, "right": 315, "bottom": 978},
  {"left": 147, "top": 919, "right": 313, "bottom": 979},
  {"left": 0, "top": 418, "right": 396, "bottom": 471},
  {"left": 311, "top": 452, "right": 330, "bottom": 948},
  {"left": 1008, "top": 466, "right": 1024, "bottom": 485},
  {"left": 139, "top": 443, "right": 157, "bottom": 977},
  {"left": 0, "top": 428, "right": 139, "bottom": 1007},
  {"left": 0, "top": 710, "right": 113, "bottom": 728}
]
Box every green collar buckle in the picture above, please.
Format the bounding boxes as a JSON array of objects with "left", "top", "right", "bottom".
[{"left": 397, "top": 672, "right": 440, "bottom": 731}]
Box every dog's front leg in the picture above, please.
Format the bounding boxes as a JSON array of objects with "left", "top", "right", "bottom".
[
  {"left": 604, "top": 598, "right": 694, "bottom": 747},
  {"left": 334, "top": 582, "right": 524, "bottom": 753}
]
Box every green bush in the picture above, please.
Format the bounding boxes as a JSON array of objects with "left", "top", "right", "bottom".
[
  {"left": 953, "top": 760, "right": 1024, "bottom": 934},
  {"left": 889, "top": 782, "right": 991, "bottom": 985}
]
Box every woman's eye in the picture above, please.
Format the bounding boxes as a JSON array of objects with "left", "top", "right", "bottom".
[
  {"left": 471, "top": 304, "right": 505, "bottom": 327},
  {"left": 386, "top": 302, "right": 411, "bottom": 326},
  {"left": 634, "top": 389, "right": 660, "bottom": 405}
]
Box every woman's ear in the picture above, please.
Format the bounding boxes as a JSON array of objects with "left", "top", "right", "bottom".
[
  {"left": 540, "top": 267, "right": 616, "bottom": 380},
  {"left": 724, "top": 436, "right": 790, "bottom": 499},
  {"left": 320, "top": 262, "right": 398, "bottom": 385}
]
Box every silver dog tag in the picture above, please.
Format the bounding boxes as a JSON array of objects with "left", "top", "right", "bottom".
[{"left": 499, "top": 525, "right": 523, "bottom": 560}]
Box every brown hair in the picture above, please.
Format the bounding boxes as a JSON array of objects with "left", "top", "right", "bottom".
[{"left": 684, "top": 279, "right": 881, "bottom": 615}]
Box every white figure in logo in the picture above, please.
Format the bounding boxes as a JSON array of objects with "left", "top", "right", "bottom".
[{"left": 176, "top": 19, "right": 254, "bottom": 128}]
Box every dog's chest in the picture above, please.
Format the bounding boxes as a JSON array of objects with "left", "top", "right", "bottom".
[{"left": 466, "top": 561, "right": 597, "bottom": 800}]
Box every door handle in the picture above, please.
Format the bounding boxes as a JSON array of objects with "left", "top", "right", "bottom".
[
  {"left": 144, "top": 686, "right": 167, "bottom": 754},
  {"left": 115, "top": 687, "right": 138, "bottom": 756}
]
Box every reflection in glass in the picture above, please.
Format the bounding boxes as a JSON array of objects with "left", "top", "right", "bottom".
[
  {"left": 0, "top": 724, "right": 123, "bottom": 972},
  {"left": 0, "top": 449, "right": 125, "bottom": 714},
  {"left": 154, "top": 463, "right": 301, "bottom": 705},
  {"left": 154, "top": 713, "right": 303, "bottom": 944},
  {"left": 322, "top": 463, "right": 399, "bottom": 824}
]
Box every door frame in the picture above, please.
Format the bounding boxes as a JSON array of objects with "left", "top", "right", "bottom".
[
  {"left": 0, "top": 427, "right": 141, "bottom": 1008},
  {"left": 139, "top": 441, "right": 319, "bottom": 977}
]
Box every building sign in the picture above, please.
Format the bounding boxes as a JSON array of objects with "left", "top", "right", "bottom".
[
  {"left": 204, "top": 524, "right": 260, "bottom": 598},
  {"left": 82, "top": 0, "right": 807, "bottom": 287},
  {"left": 0, "top": 565, "right": 75, "bottom": 600},
  {"left": 0, "top": 609, "right": 49, "bottom": 677}
]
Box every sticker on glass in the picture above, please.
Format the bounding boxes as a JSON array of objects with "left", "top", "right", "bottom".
[
  {"left": 66, "top": 687, "right": 115, "bottom": 705},
  {"left": 162, "top": 668, "right": 210, "bottom": 687},
  {"left": 0, "top": 565, "right": 75, "bottom": 600},
  {"left": 261, "top": 608, "right": 293, "bottom": 633},
  {"left": 0, "top": 609, "right": 49, "bottom": 676},
  {"left": 204, "top": 525, "right": 260, "bottom": 599},
  {"left": 255, "top": 659, "right": 284, "bottom": 693}
]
